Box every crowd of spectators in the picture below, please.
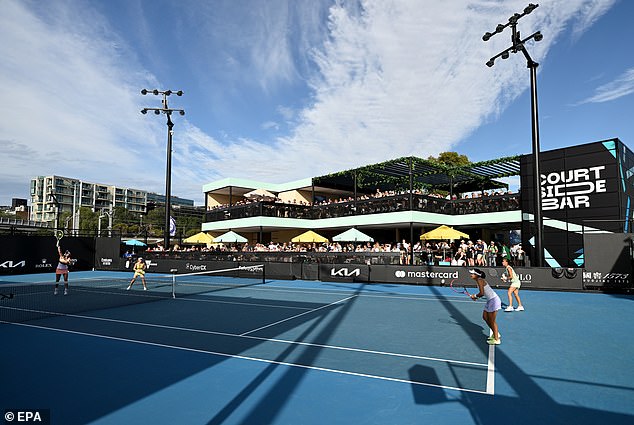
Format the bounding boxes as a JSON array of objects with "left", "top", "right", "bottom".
[
  {"left": 141, "top": 238, "right": 527, "bottom": 267},
  {"left": 205, "top": 188, "right": 520, "bottom": 222},
  {"left": 207, "top": 188, "right": 518, "bottom": 211}
]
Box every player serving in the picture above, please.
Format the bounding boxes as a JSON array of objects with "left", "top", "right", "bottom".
[
  {"left": 127, "top": 257, "right": 148, "bottom": 291},
  {"left": 54, "top": 243, "right": 72, "bottom": 296}
]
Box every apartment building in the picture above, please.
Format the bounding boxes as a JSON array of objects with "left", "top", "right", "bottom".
[{"left": 30, "top": 175, "right": 148, "bottom": 224}]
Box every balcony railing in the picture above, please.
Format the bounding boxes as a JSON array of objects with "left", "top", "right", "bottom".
[
  {"left": 205, "top": 192, "right": 520, "bottom": 222},
  {"left": 0, "top": 217, "right": 50, "bottom": 228}
]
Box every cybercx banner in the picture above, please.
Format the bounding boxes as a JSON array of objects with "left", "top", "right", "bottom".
[
  {"left": 520, "top": 140, "right": 622, "bottom": 267},
  {"left": 319, "top": 264, "right": 369, "bottom": 282}
]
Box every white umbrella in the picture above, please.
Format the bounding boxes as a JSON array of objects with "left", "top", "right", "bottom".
[
  {"left": 332, "top": 228, "right": 374, "bottom": 243},
  {"left": 124, "top": 239, "right": 147, "bottom": 247},
  {"left": 244, "top": 188, "right": 277, "bottom": 201},
  {"left": 214, "top": 230, "right": 248, "bottom": 243}
]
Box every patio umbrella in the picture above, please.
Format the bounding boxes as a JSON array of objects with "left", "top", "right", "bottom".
[
  {"left": 214, "top": 230, "right": 248, "bottom": 244},
  {"left": 419, "top": 225, "right": 469, "bottom": 241},
  {"left": 244, "top": 188, "right": 277, "bottom": 201},
  {"left": 183, "top": 232, "right": 214, "bottom": 245},
  {"left": 124, "top": 239, "right": 147, "bottom": 247},
  {"left": 332, "top": 228, "right": 374, "bottom": 243},
  {"left": 291, "top": 230, "right": 328, "bottom": 243}
]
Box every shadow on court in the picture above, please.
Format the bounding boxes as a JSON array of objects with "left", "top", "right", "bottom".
[
  {"left": 3, "top": 272, "right": 634, "bottom": 425},
  {"left": 206, "top": 284, "right": 365, "bottom": 425},
  {"left": 406, "top": 285, "right": 634, "bottom": 425},
  {"left": 0, "top": 286, "right": 354, "bottom": 425}
]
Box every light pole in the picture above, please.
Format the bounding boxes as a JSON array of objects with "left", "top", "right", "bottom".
[
  {"left": 98, "top": 209, "right": 112, "bottom": 237},
  {"left": 71, "top": 181, "right": 79, "bottom": 235},
  {"left": 140, "top": 89, "right": 185, "bottom": 250},
  {"left": 48, "top": 193, "right": 60, "bottom": 230},
  {"left": 483, "top": 3, "right": 544, "bottom": 267}
]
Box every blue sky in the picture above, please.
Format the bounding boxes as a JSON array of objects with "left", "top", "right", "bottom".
[{"left": 1, "top": 0, "right": 633, "bottom": 206}]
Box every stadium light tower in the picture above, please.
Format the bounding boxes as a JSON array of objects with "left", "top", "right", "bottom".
[
  {"left": 140, "top": 89, "right": 185, "bottom": 250},
  {"left": 483, "top": 3, "right": 544, "bottom": 267}
]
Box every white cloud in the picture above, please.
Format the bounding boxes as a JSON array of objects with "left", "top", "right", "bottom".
[
  {"left": 186, "top": 0, "right": 616, "bottom": 185},
  {"left": 0, "top": 0, "right": 618, "bottom": 206},
  {"left": 0, "top": 0, "right": 166, "bottom": 202},
  {"left": 261, "top": 121, "right": 280, "bottom": 131},
  {"left": 576, "top": 68, "right": 634, "bottom": 104}
]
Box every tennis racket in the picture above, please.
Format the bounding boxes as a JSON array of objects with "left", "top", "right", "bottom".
[
  {"left": 54, "top": 230, "right": 64, "bottom": 247},
  {"left": 449, "top": 279, "right": 474, "bottom": 299}
]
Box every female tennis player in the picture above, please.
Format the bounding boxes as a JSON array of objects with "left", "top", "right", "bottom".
[
  {"left": 469, "top": 268, "right": 502, "bottom": 345},
  {"left": 502, "top": 257, "right": 524, "bottom": 312},
  {"left": 54, "top": 243, "right": 72, "bottom": 295},
  {"left": 127, "top": 257, "right": 148, "bottom": 290}
]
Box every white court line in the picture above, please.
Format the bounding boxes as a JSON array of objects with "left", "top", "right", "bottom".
[
  {"left": 240, "top": 294, "right": 359, "bottom": 336},
  {"left": 485, "top": 329, "right": 496, "bottom": 395},
  {"left": 1, "top": 320, "right": 490, "bottom": 395},
  {"left": 69, "top": 287, "right": 310, "bottom": 311},
  {"left": 0, "top": 306, "right": 487, "bottom": 367},
  {"left": 2, "top": 276, "right": 474, "bottom": 304},
  {"left": 486, "top": 343, "right": 496, "bottom": 395}
]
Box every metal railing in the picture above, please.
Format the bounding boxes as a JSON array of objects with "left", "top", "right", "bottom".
[
  {"left": 205, "top": 192, "right": 521, "bottom": 222},
  {"left": 0, "top": 217, "right": 50, "bottom": 228}
]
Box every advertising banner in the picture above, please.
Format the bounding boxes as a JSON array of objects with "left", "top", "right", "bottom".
[
  {"left": 94, "top": 237, "right": 121, "bottom": 270},
  {"left": 0, "top": 235, "right": 95, "bottom": 275},
  {"left": 520, "top": 140, "right": 623, "bottom": 267},
  {"left": 319, "top": 264, "right": 370, "bottom": 282}
]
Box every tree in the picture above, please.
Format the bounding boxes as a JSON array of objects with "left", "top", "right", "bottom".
[
  {"left": 427, "top": 151, "right": 471, "bottom": 167},
  {"left": 427, "top": 152, "right": 472, "bottom": 197},
  {"left": 78, "top": 207, "right": 98, "bottom": 232},
  {"left": 146, "top": 206, "right": 166, "bottom": 237}
]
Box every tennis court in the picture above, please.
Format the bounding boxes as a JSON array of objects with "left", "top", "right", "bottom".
[{"left": 1, "top": 269, "right": 633, "bottom": 425}]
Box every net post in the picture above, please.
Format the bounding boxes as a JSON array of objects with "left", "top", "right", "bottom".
[
  {"left": 170, "top": 268, "right": 178, "bottom": 298},
  {"left": 261, "top": 263, "right": 266, "bottom": 284}
]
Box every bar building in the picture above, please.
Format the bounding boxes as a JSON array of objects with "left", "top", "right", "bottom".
[{"left": 201, "top": 138, "right": 633, "bottom": 270}]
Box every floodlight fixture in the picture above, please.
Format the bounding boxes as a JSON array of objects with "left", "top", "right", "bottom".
[
  {"left": 524, "top": 3, "right": 538, "bottom": 14},
  {"left": 139, "top": 88, "right": 185, "bottom": 249},
  {"left": 483, "top": 3, "right": 539, "bottom": 43},
  {"left": 482, "top": 3, "right": 544, "bottom": 267}
]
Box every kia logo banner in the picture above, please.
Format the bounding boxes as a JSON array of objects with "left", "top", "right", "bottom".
[{"left": 320, "top": 264, "right": 369, "bottom": 282}]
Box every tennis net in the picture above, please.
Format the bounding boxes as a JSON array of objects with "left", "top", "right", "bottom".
[
  {"left": 171, "top": 264, "right": 266, "bottom": 298},
  {"left": 0, "top": 264, "right": 266, "bottom": 324}
]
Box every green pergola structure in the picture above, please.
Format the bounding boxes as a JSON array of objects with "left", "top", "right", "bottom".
[{"left": 313, "top": 155, "right": 521, "bottom": 197}]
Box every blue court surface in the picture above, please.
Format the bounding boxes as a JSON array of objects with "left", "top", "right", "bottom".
[{"left": 1, "top": 270, "right": 633, "bottom": 425}]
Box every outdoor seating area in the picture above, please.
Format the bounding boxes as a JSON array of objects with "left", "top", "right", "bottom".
[{"left": 205, "top": 191, "right": 521, "bottom": 222}]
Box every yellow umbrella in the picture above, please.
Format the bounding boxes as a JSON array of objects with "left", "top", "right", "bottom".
[
  {"left": 183, "top": 232, "right": 215, "bottom": 245},
  {"left": 291, "top": 230, "right": 329, "bottom": 243},
  {"left": 420, "top": 225, "right": 469, "bottom": 241}
]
